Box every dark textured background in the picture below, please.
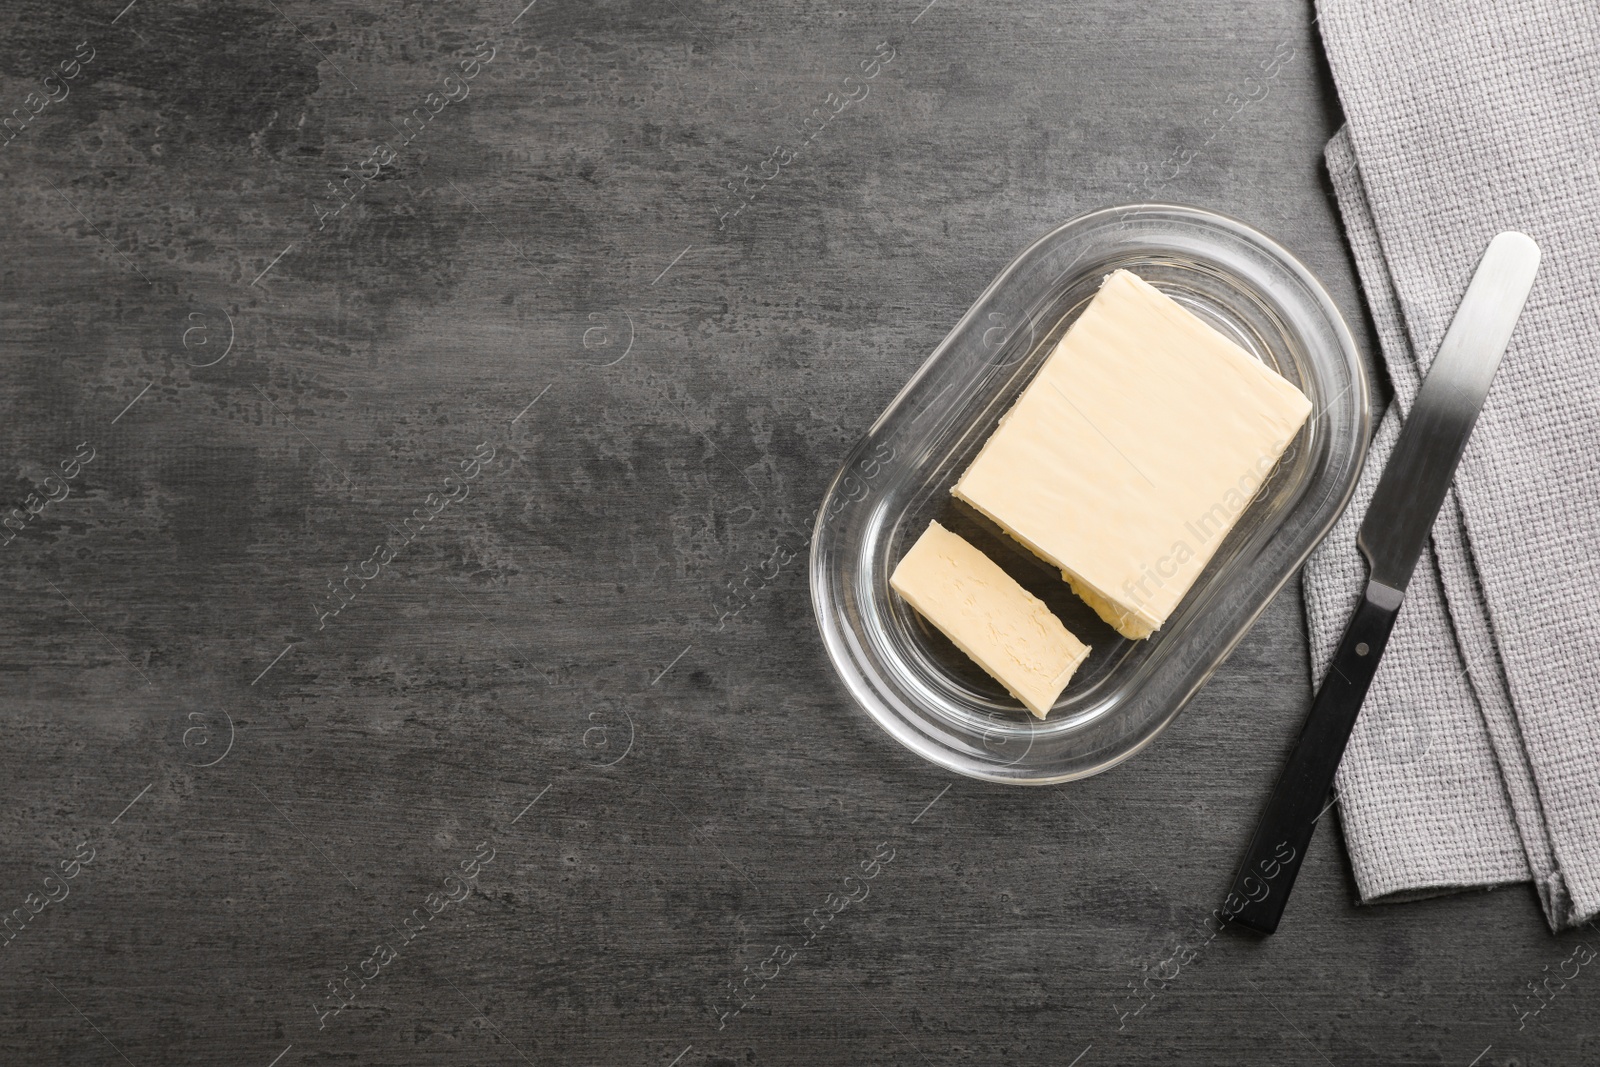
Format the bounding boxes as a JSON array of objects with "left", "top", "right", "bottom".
[{"left": 0, "top": 1, "right": 1592, "bottom": 1065}]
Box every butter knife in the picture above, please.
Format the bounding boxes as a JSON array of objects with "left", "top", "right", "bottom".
[{"left": 1225, "top": 230, "right": 1541, "bottom": 935}]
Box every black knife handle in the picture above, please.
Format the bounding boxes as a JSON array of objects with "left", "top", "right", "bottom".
[{"left": 1224, "top": 582, "right": 1403, "bottom": 934}]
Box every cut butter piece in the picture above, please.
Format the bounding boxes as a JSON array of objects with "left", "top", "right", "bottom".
[
  {"left": 952, "top": 269, "right": 1312, "bottom": 640},
  {"left": 890, "top": 521, "right": 1090, "bottom": 719}
]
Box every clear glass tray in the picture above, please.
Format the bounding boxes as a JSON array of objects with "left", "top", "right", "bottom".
[{"left": 809, "top": 204, "right": 1369, "bottom": 784}]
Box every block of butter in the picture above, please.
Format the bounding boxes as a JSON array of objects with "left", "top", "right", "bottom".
[
  {"left": 953, "top": 269, "right": 1312, "bottom": 639},
  {"left": 890, "top": 521, "right": 1090, "bottom": 719}
]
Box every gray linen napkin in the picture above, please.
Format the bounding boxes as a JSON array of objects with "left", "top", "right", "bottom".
[{"left": 1305, "top": 0, "right": 1600, "bottom": 930}]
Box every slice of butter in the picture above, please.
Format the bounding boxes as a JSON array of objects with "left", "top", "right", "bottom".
[
  {"left": 952, "top": 269, "right": 1312, "bottom": 639},
  {"left": 890, "top": 521, "right": 1090, "bottom": 719}
]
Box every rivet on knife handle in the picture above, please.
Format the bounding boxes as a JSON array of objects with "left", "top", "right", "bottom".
[{"left": 1225, "top": 231, "right": 1541, "bottom": 935}]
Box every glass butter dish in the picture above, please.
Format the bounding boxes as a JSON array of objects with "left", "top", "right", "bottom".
[{"left": 809, "top": 204, "right": 1369, "bottom": 784}]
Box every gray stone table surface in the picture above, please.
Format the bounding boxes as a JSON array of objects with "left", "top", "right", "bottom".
[{"left": 0, "top": 0, "right": 1593, "bottom": 1065}]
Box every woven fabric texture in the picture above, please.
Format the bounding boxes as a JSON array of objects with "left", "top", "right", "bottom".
[{"left": 1307, "top": 0, "right": 1600, "bottom": 928}]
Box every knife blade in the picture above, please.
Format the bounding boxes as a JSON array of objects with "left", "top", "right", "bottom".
[{"left": 1223, "top": 230, "right": 1541, "bottom": 935}]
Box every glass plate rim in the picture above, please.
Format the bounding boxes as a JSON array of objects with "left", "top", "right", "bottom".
[{"left": 810, "top": 202, "right": 1371, "bottom": 785}]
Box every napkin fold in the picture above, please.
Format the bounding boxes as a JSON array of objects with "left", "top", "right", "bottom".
[{"left": 1305, "top": 0, "right": 1600, "bottom": 930}]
